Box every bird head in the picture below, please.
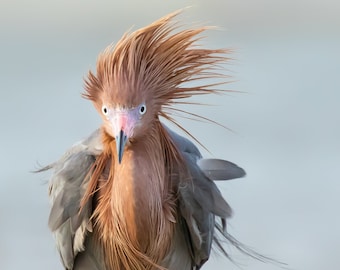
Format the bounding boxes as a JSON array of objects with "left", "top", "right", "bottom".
[
  {"left": 82, "top": 11, "right": 230, "bottom": 163},
  {"left": 98, "top": 101, "right": 149, "bottom": 163},
  {"left": 86, "top": 71, "right": 158, "bottom": 162}
]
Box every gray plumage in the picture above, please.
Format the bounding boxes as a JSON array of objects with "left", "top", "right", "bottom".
[
  {"left": 41, "top": 125, "right": 246, "bottom": 269},
  {"left": 37, "top": 10, "right": 274, "bottom": 270}
]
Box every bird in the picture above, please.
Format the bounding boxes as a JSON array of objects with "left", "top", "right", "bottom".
[{"left": 40, "top": 10, "right": 259, "bottom": 270}]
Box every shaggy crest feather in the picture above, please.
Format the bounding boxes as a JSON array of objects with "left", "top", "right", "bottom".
[
  {"left": 79, "top": 10, "right": 237, "bottom": 270},
  {"left": 41, "top": 9, "right": 287, "bottom": 270},
  {"left": 83, "top": 10, "right": 232, "bottom": 128}
]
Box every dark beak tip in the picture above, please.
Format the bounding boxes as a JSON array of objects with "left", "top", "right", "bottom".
[
  {"left": 116, "top": 129, "right": 127, "bottom": 164},
  {"left": 118, "top": 154, "right": 123, "bottom": 164}
]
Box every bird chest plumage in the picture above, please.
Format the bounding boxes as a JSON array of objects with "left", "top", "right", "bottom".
[
  {"left": 41, "top": 10, "right": 264, "bottom": 270},
  {"left": 90, "top": 128, "right": 178, "bottom": 269}
]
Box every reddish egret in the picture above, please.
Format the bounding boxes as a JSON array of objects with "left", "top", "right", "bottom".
[{"left": 41, "top": 11, "right": 257, "bottom": 270}]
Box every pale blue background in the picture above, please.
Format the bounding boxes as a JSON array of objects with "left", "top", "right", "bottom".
[{"left": 1, "top": 0, "right": 339, "bottom": 269}]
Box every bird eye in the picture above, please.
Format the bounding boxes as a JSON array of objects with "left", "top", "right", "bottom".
[
  {"left": 102, "top": 105, "right": 108, "bottom": 115},
  {"left": 139, "top": 104, "right": 146, "bottom": 115}
]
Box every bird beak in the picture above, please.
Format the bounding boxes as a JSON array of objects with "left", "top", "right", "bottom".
[{"left": 116, "top": 129, "right": 128, "bottom": 164}]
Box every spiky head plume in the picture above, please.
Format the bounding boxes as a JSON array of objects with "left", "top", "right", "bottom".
[
  {"left": 81, "top": 11, "right": 234, "bottom": 269},
  {"left": 83, "top": 10, "right": 231, "bottom": 128}
]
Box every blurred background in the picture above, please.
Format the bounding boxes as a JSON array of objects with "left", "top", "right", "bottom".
[{"left": 1, "top": 0, "right": 339, "bottom": 269}]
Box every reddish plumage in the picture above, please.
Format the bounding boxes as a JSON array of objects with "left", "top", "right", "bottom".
[
  {"left": 41, "top": 10, "right": 263, "bottom": 270},
  {"left": 84, "top": 125, "right": 179, "bottom": 269},
  {"left": 80, "top": 11, "right": 231, "bottom": 269}
]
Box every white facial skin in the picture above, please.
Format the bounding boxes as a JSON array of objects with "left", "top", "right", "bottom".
[
  {"left": 101, "top": 103, "right": 146, "bottom": 138},
  {"left": 101, "top": 102, "right": 147, "bottom": 163}
]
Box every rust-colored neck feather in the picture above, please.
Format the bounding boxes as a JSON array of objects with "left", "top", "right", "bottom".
[
  {"left": 82, "top": 121, "right": 182, "bottom": 270},
  {"left": 80, "top": 9, "right": 233, "bottom": 269}
]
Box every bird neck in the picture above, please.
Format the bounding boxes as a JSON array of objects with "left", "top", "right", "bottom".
[
  {"left": 110, "top": 124, "right": 173, "bottom": 236},
  {"left": 90, "top": 121, "right": 178, "bottom": 269}
]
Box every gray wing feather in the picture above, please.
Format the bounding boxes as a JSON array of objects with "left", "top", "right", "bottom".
[
  {"left": 72, "top": 233, "right": 106, "bottom": 270},
  {"left": 42, "top": 126, "right": 246, "bottom": 269},
  {"left": 197, "top": 158, "right": 246, "bottom": 180},
  {"left": 166, "top": 125, "right": 245, "bottom": 268},
  {"left": 177, "top": 152, "right": 233, "bottom": 268},
  {"left": 40, "top": 129, "right": 102, "bottom": 269},
  {"left": 163, "top": 124, "right": 202, "bottom": 159}
]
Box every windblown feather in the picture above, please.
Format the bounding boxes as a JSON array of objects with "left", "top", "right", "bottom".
[
  {"left": 83, "top": 11, "right": 231, "bottom": 139},
  {"left": 40, "top": 10, "right": 281, "bottom": 270}
]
